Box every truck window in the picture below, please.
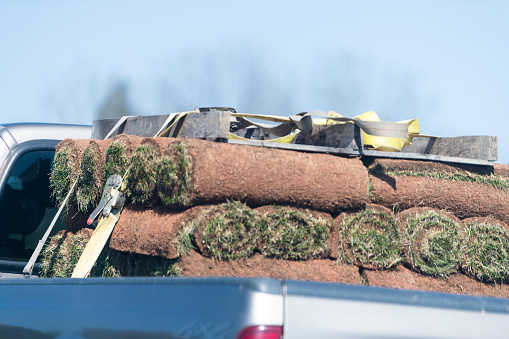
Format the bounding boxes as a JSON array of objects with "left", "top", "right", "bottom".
[{"left": 0, "top": 150, "right": 66, "bottom": 261}]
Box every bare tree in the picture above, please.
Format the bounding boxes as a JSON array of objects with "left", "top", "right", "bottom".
[
  {"left": 96, "top": 81, "right": 134, "bottom": 120},
  {"left": 305, "top": 53, "right": 432, "bottom": 121},
  {"left": 155, "top": 49, "right": 295, "bottom": 115},
  {"left": 154, "top": 49, "right": 431, "bottom": 122},
  {"left": 45, "top": 48, "right": 431, "bottom": 125},
  {"left": 44, "top": 77, "right": 104, "bottom": 124}
]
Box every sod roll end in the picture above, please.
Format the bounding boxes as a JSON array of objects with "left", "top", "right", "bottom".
[
  {"left": 157, "top": 141, "right": 193, "bottom": 208},
  {"left": 397, "top": 207, "right": 464, "bottom": 277},
  {"left": 336, "top": 204, "right": 401, "bottom": 270},
  {"left": 462, "top": 217, "right": 509, "bottom": 283},
  {"left": 255, "top": 205, "right": 332, "bottom": 260},
  {"left": 125, "top": 138, "right": 161, "bottom": 205},
  {"left": 192, "top": 201, "right": 259, "bottom": 260}
]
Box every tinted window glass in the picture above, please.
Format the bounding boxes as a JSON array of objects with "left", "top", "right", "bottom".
[{"left": 0, "top": 151, "right": 66, "bottom": 261}]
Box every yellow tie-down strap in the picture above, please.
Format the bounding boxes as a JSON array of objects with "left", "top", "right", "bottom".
[
  {"left": 156, "top": 110, "right": 424, "bottom": 152},
  {"left": 230, "top": 110, "right": 423, "bottom": 151},
  {"left": 71, "top": 209, "right": 121, "bottom": 278},
  {"left": 329, "top": 111, "right": 422, "bottom": 152}
]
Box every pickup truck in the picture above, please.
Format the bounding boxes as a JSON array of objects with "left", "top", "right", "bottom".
[{"left": 0, "top": 122, "right": 509, "bottom": 339}]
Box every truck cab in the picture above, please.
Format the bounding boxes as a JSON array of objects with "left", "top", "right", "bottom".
[{"left": 0, "top": 123, "right": 91, "bottom": 277}]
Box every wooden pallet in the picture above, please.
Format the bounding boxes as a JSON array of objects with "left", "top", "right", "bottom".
[{"left": 92, "top": 112, "right": 497, "bottom": 167}]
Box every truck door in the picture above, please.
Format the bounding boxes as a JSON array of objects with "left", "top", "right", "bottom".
[{"left": 0, "top": 140, "right": 65, "bottom": 277}]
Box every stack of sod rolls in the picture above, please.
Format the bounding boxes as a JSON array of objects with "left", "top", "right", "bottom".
[{"left": 41, "top": 136, "right": 509, "bottom": 298}]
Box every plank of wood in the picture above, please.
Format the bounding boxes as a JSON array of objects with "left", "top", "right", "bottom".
[
  {"left": 230, "top": 127, "right": 272, "bottom": 140},
  {"left": 91, "top": 115, "right": 171, "bottom": 139},
  {"left": 176, "top": 111, "right": 231, "bottom": 140},
  {"left": 228, "top": 139, "right": 494, "bottom": 166},
  {"left": 294, "top": 123, "right": 363, "bottom": 150},
  {"left": 402, "top": 136, "right": 498, "bottom": 161}
]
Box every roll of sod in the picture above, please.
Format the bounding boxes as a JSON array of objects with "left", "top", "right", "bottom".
[
  {"left": 109, "top": 205, "right": 205, "bottom": 259},
  {"left": 335, "top": 204, "right": 401, "bottom": 269},
  {"left": 40, "top": 228, "right": 180, "bottom": 277},
  {"left": 50, "top": 139, "right": 90, "bottom": 208},
  {"left": 192, "top": 201, "right": 259, "bottom": 260},
  {"left": 54, "top": 137, "right": 368, "bottom": 213},
  {"left": 255, "top": 205, "right": 332, "bottom": 260},
  {"left": 75, "top": 140, "right": 112, "bottom": 212},
  {"left": 125, "top": 138, "right": 161, "bottom": 205},
  {"left": 157, "top": 138, "right": 368, "bottom": 213},
  {"left": 91, "top": 249, "right": 180, "bottom": 277},
  {"left": 462, "top": 217, "right": 509, "bottom": 282},
  {"left": 396, "top": 207, "right": 464, "bottom": 277},
  {"left": 157, "top": 141, "right": 192, "bottom": 208},
  {"left": 369, "top": 173, "right": 509, "bottom": 224},
  {"left": 367, "top": 158, "right": 494, "bottom": 178},
  {"left": 40, "top": 228, "right": 93, "bottom": 278},
  {"left": 103, "top": 134, "right": 139, "bottom": 179}
]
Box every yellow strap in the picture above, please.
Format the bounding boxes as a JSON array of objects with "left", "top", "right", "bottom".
[
  {"left": 231, "top": 112, "right": 293, "bottom": 124},
  {"left": 156, "top": 112, "right": 293, "bottom": 138},
  {"left": 351, "top": 111, "right": 420, "bottom": 152},
  {"left": 71, "top": 209, "right": 121, "bottom": 278},
  {"left": 155, "top": 111, "right": 195, "bottom": 137},
  {"left": 155, "top": 109, "right": 424, "bottom": 152},
  {"left": 229, "top": 129, "right": 301, "bottom": 144}
]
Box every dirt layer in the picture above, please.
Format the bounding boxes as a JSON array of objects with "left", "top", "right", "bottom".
[
  {"left": 109, "top": 205, "right": 206, "bottom": 259},
  {"left": 369, "top": 173, "right": 509, "bottom": 223},
  {"left": 185, "top": 139, "right": 368, "bottom": 214},
  {"left": 65, "top": 205, "right": 89, "bottom": 233},
  {"left": 494, "top": 163, "right": 509, "bottom": 179},
  {"left": 366, "top": 158, "right": 496, "bottom": 176},
  {"left": 364, "top": 265, "right": 509, "bottom": 299},
  {"left": 176, "top": 250, "right": 509, "bottom": 299},
  {"left": 178, "top": 250, "right": 362, "bottom": 285}
]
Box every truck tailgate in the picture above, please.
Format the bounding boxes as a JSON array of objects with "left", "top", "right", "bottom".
[{"left": 283, "top": 280, "right": 509, "bottom": 339}]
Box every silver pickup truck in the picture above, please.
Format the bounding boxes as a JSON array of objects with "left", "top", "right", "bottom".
[{"left": 0, "top": 123, "right": 508, "bottom": 339}]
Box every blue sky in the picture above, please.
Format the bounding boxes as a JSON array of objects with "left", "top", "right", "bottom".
[{"left": 1, "top": 0, "right": 508, "bottom": 162}]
